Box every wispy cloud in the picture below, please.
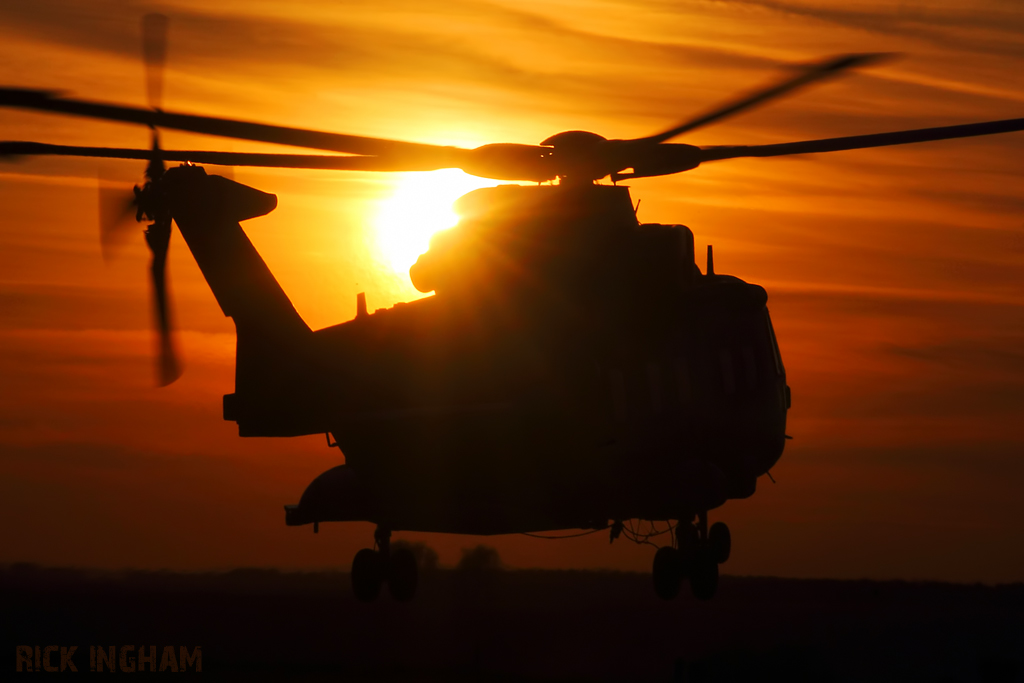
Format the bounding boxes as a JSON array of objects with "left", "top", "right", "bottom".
[{"left": 708, "top": 0, "right": 1024, "bottom": 58}]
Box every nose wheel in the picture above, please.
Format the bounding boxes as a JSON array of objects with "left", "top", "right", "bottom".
[
  {"left": 351, "top": 527, "right": 419, "bottom": 602},
  {"left": 651, "top": 514, "right": 730, "bottom": 601}
]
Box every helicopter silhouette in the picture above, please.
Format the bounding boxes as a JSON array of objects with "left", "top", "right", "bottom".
[{"left": 3, "top": 16, "right": 1023, "bottom": 602}]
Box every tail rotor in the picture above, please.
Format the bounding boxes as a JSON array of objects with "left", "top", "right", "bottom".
[
  {"left": 97, "top": 181, "right": 138, "bottom": 261},
  {"left": 97, "top": 12, "right": 181, "bottom": 385}
]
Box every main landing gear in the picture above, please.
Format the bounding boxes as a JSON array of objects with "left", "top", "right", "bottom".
[
  {"left": 351, "top": 527, "right": 419, "bottom": 602},
  {"left": 652, "top": 513, "right": 731, "bottom": 601}
]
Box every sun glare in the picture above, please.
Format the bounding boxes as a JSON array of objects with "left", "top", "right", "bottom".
[{"left": 373, "top": 170, "right": 498, "bottom": 277}]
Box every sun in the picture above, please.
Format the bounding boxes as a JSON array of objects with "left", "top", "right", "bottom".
[{"left": 373, "top": 170, "right": 498, "bottom": 277}]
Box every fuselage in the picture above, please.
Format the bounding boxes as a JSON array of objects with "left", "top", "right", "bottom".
[
  {"left": 294, "top": 271, "right": 789, "bottom": 534},
  {"left": 161, "top": 166, "right": 788, "bottom": 535}
]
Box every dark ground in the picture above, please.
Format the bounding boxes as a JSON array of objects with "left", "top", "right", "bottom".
[{"left": 2, "top": 563, "right": 1021, "bottom": 682}]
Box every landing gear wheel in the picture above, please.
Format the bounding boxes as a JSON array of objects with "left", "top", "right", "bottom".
[
  {"left": 387, "top": 547, "right": 419, "bottom": 602},
  {"left": 652, "top": 546, "right": 682, "bottom": 600},
  {"left": 351, "top": 548, "right": 383, "bottom": 602},
  {"left": 689, "top": 547, "right": 719, "bottom": 601},
  {"left": 709, "top": 521, "right": 731, "bottom": 564}
]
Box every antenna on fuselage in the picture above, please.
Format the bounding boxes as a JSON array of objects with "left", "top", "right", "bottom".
[{"left": 356, "top": 291, "right": 368, "bottom": 319}]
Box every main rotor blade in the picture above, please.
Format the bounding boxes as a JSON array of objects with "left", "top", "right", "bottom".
[
  {"left": 0, "top": 88, "right": 465, "bottom": 159},
  {"left": 0, "top": 141, "right": 443, "bottom": 169},
  {"left": 0, "top": 140, "right": 554, "bottom": 179},
  {"left": 142, "top": 14, "right": 169, "bottom": 110},
  {"left": 697, "top": 117, "right": 1024, "bottom": 162},
  {"left": 631, "top": 53, "right": 890, "bottom": 146}
]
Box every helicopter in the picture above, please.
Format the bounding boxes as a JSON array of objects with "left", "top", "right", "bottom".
[{"left": 3, "top": 15, "right": 1024, "bottom": 603}]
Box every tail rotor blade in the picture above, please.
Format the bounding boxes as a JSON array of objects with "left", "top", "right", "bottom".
[
  {"left": 98, "top": 181, "right": 138, "bottom": 261},
  {"left": 147, "top": 129, "right": 165, "bottom": 180},
  {"left": 143, "top": 15, "right": 168, "bottom": 182},
  {"left": 145, "top": 216, "right": 181, "bottom": 386},
  {"left": 153, "top": 271, "right": 182, "bottom": 387},
  {"left": 142, "top": 14, "right": 169, "bottom": 111}
]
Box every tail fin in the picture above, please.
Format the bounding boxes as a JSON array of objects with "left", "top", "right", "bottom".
[{"left": 163, "top": 165, "right": 318, "bottom": 435}]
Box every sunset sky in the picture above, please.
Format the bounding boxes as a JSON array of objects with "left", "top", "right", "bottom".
[{"left": 1, "top": 0, "right": 1022, "bottom": 583}]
